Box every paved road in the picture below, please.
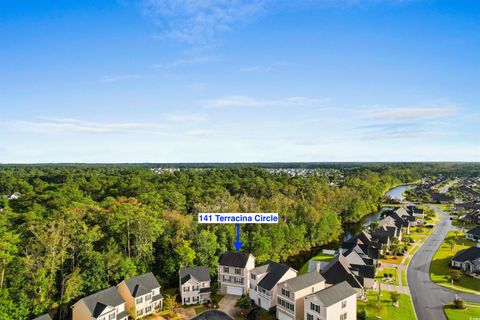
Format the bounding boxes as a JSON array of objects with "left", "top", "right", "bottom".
[{"left": 407, "top": 206, "right": 480, "bottom": 320}]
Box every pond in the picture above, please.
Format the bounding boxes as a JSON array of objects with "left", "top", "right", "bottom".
[{"left": 386, "top": 184, "right": 415, "bottom": 201}]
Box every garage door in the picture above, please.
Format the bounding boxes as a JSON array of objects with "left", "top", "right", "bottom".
[
  {"left": 226, "top": 286, "right": 243, "bottom": 296},
  {"left": 277, "top": 311, "right": 294, "bottom": 320}
]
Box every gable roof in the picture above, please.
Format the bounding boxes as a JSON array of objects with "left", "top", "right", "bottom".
[
  {"left": 280, "top": 271, "right": 325, "bottom": 291},
  {"left": 255, "top": 261, "right": 295, "bottom": 291},
  {"left": 78, "top": 286, "right": 124, "bottom": 317},
  {"left": 321, "top": 255, "right": 363, "bottom": 289},
  {"left": 219, "top": 251, "right": 254, "bottom": 268},
  {"left": 310, "top": 281, "right": 356, "bottom": 307},
  {"left": 467, "top": 226, "right": 480, "bottom": 237},
  {"left": 179, "top": 266, "right": 211, "bottom": 285},
  {"left": 123, "top": 272, "right": 161, "bottom": 298},
  {"left": 452, "top": 247, "right": 480, "bottom": 263}
]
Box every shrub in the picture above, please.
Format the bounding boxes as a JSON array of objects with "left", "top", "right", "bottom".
[
  {"left": 453, "top": 298, "right": 466, "bottom": 309},
  {"left": 449, "top": 270, "right": 463, "bottom": 282},
  {"left": 235, "top": 295, "right": 253, "bottom": 309}
]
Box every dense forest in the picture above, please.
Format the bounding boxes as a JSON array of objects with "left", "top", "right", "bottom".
[{"left": 0, "top": 163, "right": 455, "bottom": 319}]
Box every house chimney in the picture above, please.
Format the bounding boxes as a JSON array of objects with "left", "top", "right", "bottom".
[{"left": 315, "top": 262, "right": 321, "bottom": 273}]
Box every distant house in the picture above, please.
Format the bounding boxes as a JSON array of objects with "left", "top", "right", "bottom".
[
  {"left": 451, "top": 247, "right": 480, "bottom": 274},
  {"left": 320, "top": 254, "right": 375, "bottom": 296},
  {"left": 466, "top": 226, "right": 480, "bottom": 242},
  {"left": 465, "top": 211, "right": 480, "bottom": 225},
  {"left": 32, "top": 314, "right": 52, "bottom": 320},
  {"left": 276, "top": 272, "right": 326, "bottom": 320},
  {"left": 371, "top": 225, "right": 402, "bottom": 244},
  {"left": 304, "top": 281, "right": 357, "bottom": 320},
  {"left": 179, "top": 266, "right": 211, "bottom": 305},
  {"left": 72, "top": 286, "right": 128, "bottom": 320},
  {"left": 249, "top": 261, "right": 297, "bottom": 311},
  {"left": 218, "top": 251, "right": 255, "bottom": 295},
  {"left": 341, "top": 231, "right": 380, "bottom": 266},
  {"left": 117, "top": 272, "right": 163, "bottom": 319}
]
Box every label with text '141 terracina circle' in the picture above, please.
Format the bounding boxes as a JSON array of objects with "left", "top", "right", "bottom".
[{"left": 198, "top": 212, "right": 278, "bottom": 223}]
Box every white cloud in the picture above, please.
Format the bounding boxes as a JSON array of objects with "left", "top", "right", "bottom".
[
  {"left": 155, "top": 55, "right": 215, "bottom": 69},
  {"left": 202, "top": 95, "right": 331, "bottom": 108},
  {"left": 369, "top": 106, "right": 458, "bottom": 120},
  {"left": 100, "top": 74, "right": 153, "bottom": 83},
  {"left": 7, "top": 118, "right": 164, "bottom": 134},
  {"left": 142, "top": 0, "right": 268, "bottom": 44},
  {"left": 186, "top": 129, "right": 213, "bottom": 137}
]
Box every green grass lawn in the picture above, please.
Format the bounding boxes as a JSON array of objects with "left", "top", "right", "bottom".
[
  {"left": 375, "top": 267, "right": 400, "bottom": 286},
  {"left": 358, "top": 290, "right": 416, "bottom": 320},
  {"left": 452, "top": 219, "right": 477, "bottom": 230},
  {"left": 194, "top": 305, "right": 208, "bottom": 315},
  {"left": 430, "top": 231, "right": 480, "bottom": 293},
  {"left": 403, "top": 256, "right": 411, "bottom": 265},
  {"left": 401, "top": 269, "right": 408, "bottom": 287},
  {"left": 298, "top": 253, "right": 334, "bottom": 275},
  {"left": 444, "top": 303, "right": 480, "bottom": 320}
]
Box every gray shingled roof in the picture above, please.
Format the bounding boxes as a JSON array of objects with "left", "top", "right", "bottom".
[
  {"left": 310, "top": 281, "right": 356, "bottom": 307},
  {"left": 32, "top": 314, "right": 52, "bottom": 320},
  {"left": 467, "top": 226, "right": 480, "bottom": 237},
  {"left": 179, "top": 266, "right": 211, "bottom": 285},
  {"left": 255, "top": 261, "right": 294, "bottom": 291},
  {"left": 123, "top": 272, "right": 161, "bottom": 298},
  {"left": 218, "top": 252, "right": 253, "bottom": 268},
  {"left": 280, "top": 271, "right": 325, "bottom": 291},
  {"left": 452, "top": 247, "right": 480, "bottom": 263},
  {"left": 79, "top": 286, "right": 124, "bottom": 317}
]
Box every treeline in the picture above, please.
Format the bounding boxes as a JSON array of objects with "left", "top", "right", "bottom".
[{"left": 0, "top": 166, "right": 414, "bottom": 319}]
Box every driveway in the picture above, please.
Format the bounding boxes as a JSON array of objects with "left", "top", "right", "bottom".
[
  {"left": 407, "top": 205, "right": 480, "bottom": 320},
  {"left": 218, "top": 295, "right": 242, "bottom": 318},
  {"left": 193, "top": 310, "right": 232, "bottom": 320}
]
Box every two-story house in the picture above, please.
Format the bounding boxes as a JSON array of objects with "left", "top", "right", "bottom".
[
  {"left": 71, "top": 286, "right": 129, "bottom": 320},
  {"left": 249, "top": 261, "right": 297, "bottom": 311},
  {"left": 304, "top": 281, "right": 357, "bottom": 320},
  {"left": 466, "top": 226, "right": 480, "bottom": 242},
  {"left": 218, "top": 251, "right": 255, "bottom": 295},
  {"left": 179, "top": 266, "right": 211, "bottom": 305},
  {"left": 117, "top": 272, "right": 163, "bottom": 319},
  {"left": 276, "top": 272, "right": 326, "bottom": 320}
]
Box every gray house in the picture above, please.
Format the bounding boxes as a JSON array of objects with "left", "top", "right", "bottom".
[
  {"left": 179, "top": 266, "right": 211, "bottom": 305},
  {"left": 72, "top": 286, "right": 129, "bottom": 320},
  {"left": 466, "top": 226, "right": 480, "bottom": 242},
  {"left": 451, "top": 246, "right": 480, "bottom": 274}
]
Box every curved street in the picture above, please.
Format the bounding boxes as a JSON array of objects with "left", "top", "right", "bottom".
[{"left": 407, "top": 206, "right": 480, "bottom": 320}]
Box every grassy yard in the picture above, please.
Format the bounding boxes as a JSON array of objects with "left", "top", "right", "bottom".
[
  {"left": 358, "top": 290, "right": 416, "bottom": 320},
  {"left": 452, "top": 219, "right": 477, "bottom": 230},
  {"left": 401, "top": 269, "right": 408, "bottom": 287},
  {"left": 444, "top": 303, "right": 480, "bottom": 320},
  {"left": 298, "top": 253, "right": 334, "bottom": 274},
  {"left": 430, "top": 231, "right": 480, "bottom": 293},
  {"left": 375, "top": 267, "right": 400, "bottom": 286},
  {"left": 194, "top": 305, "right": 208, "bottom": 315},
  {"left": 381, "top": 255, "right": 403, "bottom": 265}
]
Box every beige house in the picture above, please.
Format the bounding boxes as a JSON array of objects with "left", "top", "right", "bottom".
[
  {"left": 71, "top": 286, "right": 128, "bottom": 320},
  {"left": 218, "top": 251, "right": 255, "bottom": 295},
  {"left": 117, "top": 272, "right": 163, "bottom": 318},
  {"left": 276, "top": 272, "right": 326, "bottom": 320},
  {"left": 304, "top": 281, "right": 357, "bottom": 320},
  {"left": 249, "top": 261, "right": 297, "bottom": 311},
  {"left": 179, "top": 266, "right": 211, "bottom": 305}
]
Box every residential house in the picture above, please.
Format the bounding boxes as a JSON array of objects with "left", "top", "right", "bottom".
[
  {"left": 451, "top": 246, "right": 480, "bottom": 274},
  {"left": 304, "top": 281, "right": 357, "bottom": 320},
  {"left": 465, "top": 211, "right": 480, "bottom": 225},
  {"left": 117, "top": 272, "right": 163, "bottom": 319},
  {"left": 249, "top": 261, "right": 297, "bottom": 311},
  {"left": 33, "top": 314, "right": 52, "bottom": 320},
  {"left": 218, "top": 251, "right": 255, "bottom": 295},
  {"left": 179, "top": 266, "right": 211, "bottom": 305},
  {"left": 341, "top": 231, "right": 380, "bottom": 266},
  {"left": 466, "top": 226, "right": 480, "bottom": 242},
  {"left": 320, "top": 254, "right": 375, "bottom": 296},
  {"left": 371, "top": 225, "right": 402, "bottom": 245},
  {"left": 72, "top": 286, "right": 128, "bottom": 320},
  {"left": 276, "top": 272, "right": 326, "bottom": 320}
]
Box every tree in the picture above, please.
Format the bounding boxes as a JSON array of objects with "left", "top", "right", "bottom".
[
  {"left": 449, "top": 270, "right": 462, "bottom": 282},
  {"left": 446, "top": 239, "right": 456, "bottom": 251},
  {"left": 389, "top": 291, "right": 400, "bottom": 307},
  {"left": 163, "top": 294, "right": 178, "bottom": 311},
  {"left": 235, "top": 295, "right": 252, "bottom": 309}
]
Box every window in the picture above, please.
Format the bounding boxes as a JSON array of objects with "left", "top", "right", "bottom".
[
  {"left": 146, "top": 294, "right": 152, "bottom": 301},
  {"left": 281, "top": 288, "right": 290, "bottom": 298},
  {"left": 146, "top": 306, "right": 152, "bottom": 313},
  {"left": 342, "top": 300, "right": 347, "bottom": 308},
  {"left": 184, "top": 297, "right": 190, "bottom": 304},
  {"left": 310, "top": 303, "right": 320, "bottom": 313},
  {"left": 137, "top": 309, "right": 144, "bottom": 317},
  {"left": 109, "top": 314, "right": 115, "bottom": 320},
  {"left": 183, "top": 286, "right": 190, "bottom": 292},
  {"left": 224, "top": 266, "right": 230, "bottom": 273},
  {"left": 251, "top": 274, "right": 256, "bottom": 280},
  {"left": 136, "top": 297, "right": 143, "bottom": 304},
  {"left": 234, "top": 277, "right": 244, "bottom": 284},
  {"left": 307, "top": 314, "right": 314, "bottom": 320},
  {"left": 193, "top": 285, "right": 200, "bottom": 291},
  {"left": 235, "top": 268, "right": 242, "bottom": 275},
  {"left": 340, "top": 313, "right": 348, "bottom": 320}
]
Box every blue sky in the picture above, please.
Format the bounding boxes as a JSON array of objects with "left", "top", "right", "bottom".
[{"left": 1, "top": 0, "right": 479, "bottom": 163}]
